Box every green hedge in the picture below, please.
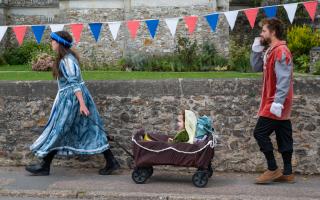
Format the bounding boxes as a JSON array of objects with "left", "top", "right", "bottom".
[{"left": 2, "top": 40, "right": 53, "bottom": 65}]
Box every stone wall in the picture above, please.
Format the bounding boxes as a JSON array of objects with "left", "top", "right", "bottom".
[
  {"left": 6, "top": 0, "right": 57, "bottom": 7},
  {"left": 0, "top": 0, "right": 230, "bottom": 66},
  {"left": 310, "top": 47, "right": 320, "bottom": 74},
  {"left": 0, "top": 78, "right": 320, "bottom": 174}
]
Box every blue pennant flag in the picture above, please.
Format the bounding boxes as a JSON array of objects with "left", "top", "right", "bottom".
[
  {"left": 205, "top": 13, "right": 219, "bottom": 32},
  {"left": 89, "top": 23, "right": 103, "bottom": 42},
  {"left": 263, "top": 6, "right": 278, "bottom": 19},
  {"left": 146, "top": 19, "right": 159, "bottom": 39},
  {"left": 32, "top": 25, "right": 46, "bottom": 44}
]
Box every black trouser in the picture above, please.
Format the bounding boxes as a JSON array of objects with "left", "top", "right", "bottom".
[{"left": 254, "top": 116, "right": 293, "bottom": 153}]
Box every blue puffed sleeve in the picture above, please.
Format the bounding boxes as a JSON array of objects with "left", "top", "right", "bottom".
[{"left": 59, "top": 55, "right": 82, "bottom": 93}]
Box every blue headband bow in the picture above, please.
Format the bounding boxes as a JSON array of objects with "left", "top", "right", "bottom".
[{"left": 50, "top": 32, "right": 73, "bottom": 48}]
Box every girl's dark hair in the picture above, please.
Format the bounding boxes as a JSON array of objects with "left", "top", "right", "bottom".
[
  {"left": 52, "top": 31, "right": 80, "bottom": 79},
  {"left": 179, "top": 110, "right": 186, "bottom": 122},
  {"left": 261, "top": 18, "right": 284, "bottom": 40}
]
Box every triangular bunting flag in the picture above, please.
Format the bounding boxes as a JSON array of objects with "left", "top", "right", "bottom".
[
  {"left": 165, "top": 18, "right": 179, "bottom": 37},
  {"left": 224, "top": 11, "right": 238, "bottom": 30},
  {"left": 184, "top": 16, "right": 198, "bottom": 34},
  {"left": 50, "top": 24, "right": 64, "bottom": 32},
  {"left": 127, "top": 20, "right": 140, "bottom": 39},
  {"left": 146, "top": 19, "right": 159, "bottom": 39},
  {"left": 32, "top": 25, "right": 46, "bottom": 44},
  {"left": 89, "top": 23, "right": 102, "bottom": 42},
  {"left": 0, "top": 26, "right": 8, "bottom": 42},
  {"left": 303, "top": 1, "right": 318, "bottom": 22},
  {"left": 284, "top": 3, "right": 298, "bottom": 24},
  {"left": 108, "top": 22, "right": 121, "bottom": 40},
  {"left": 70, "top": 23, "right": 83, "bottom": 43},
  {"left": 205, "top": 13, "right": 220, "bottom": 32},
  {"left": 244, "top": 8, "right": 259, "bottom": 29},
  {"left": 13, "top": 26, "right": 27, "bottom": 46},
  {"left": 263, "top": 6, "right": 278, "bottom": 19}
]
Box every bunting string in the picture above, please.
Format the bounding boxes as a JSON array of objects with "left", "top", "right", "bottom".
[{"left": 0, "top": 0, "right": 317, "bottom": 45}]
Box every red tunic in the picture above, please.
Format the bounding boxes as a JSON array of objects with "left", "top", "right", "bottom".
[{"left": 258, "top": 41, "right": 293, "bottom": 120}]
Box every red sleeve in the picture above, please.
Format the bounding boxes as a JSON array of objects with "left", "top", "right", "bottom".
[{"left": 275, "top": 46, "right": 292, "bottom": 65}]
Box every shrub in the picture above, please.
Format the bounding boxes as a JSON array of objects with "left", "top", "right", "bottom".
[
  {"left": 175, "top": 36, "right": 199, "bottom": 71},
  {"left": 249, "top": 0, "right": 262, "bottom": 6},
  {"left": 312, "top": 61, "right": 320, "bottom": 75},
  {"left": 228, "top": 40, "right": 251, "bottom": 72},
  {"left": 3, "top": 40, "right": 53, "bottom": 65},
  {"left": 0, "top": 54, "right": 7, "bottom": 65},
  {"left": 295, "top": 54, "right": 310, "bottom": 73},
  {"left": 199, "top": 41, "right": 229, "bottom": 71},
  {"left": 122, "top": 37, "right": 229, "bottom": 72},
  {"left": 31, "top": 53, "right": 55, "bottom": 71},
  {"left": 287, "top": 25, "right": 320, "bottom": 60}
]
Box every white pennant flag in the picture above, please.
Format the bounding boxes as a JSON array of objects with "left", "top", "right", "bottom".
[
  {"left": 50, "top": 24, "right": 64, "bottom": 32},
  {"left": 284, "top": 3, "right": 298, "bottom": 24},
  {"left": 224, "top": 11, "right": 238, "bottom": 30},
  {"left": 165, "top": 18, "right": 179, "bottom": 37},
  {"left": 0, "top": 26, "right": 8, "bottom": 42},
  {"left": 108, "top": 22, "right": 121, "bottom": 40}
]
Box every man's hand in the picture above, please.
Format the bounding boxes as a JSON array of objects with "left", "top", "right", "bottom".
[
  {"left": 252, "top": 37, "right": 265, "bottom": 52},
  {"left": 270, "top": 102, "right": 284, "bottom": 118}
]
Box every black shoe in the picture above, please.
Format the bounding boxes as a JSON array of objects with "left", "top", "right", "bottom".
[
  {"left": 25, "top": 162, "right": 50, "bottom": 176},
  {"left": 99, "top": 159, "right": 120, "bottom": 175},
  {"left": 25, "top": 150, "right": 57, "bottom": 176}
]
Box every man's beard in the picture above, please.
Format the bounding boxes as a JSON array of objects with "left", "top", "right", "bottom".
[{"left": 260, "top": 37, "right": 271, "bottom": 47}]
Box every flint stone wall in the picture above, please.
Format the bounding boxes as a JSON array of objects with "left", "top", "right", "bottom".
[{"left": 0, "top": 78, "right": 320, "bottom": 174}]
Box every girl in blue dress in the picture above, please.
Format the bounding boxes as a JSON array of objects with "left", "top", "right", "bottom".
[{"left": 25, "top": 31, "right": 119, "bottom": 176}]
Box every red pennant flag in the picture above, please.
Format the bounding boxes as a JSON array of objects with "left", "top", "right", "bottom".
[
  {"left": 13, "top": 26, "right": 27, "bottom": 46},
  {"left": 127, "top": 20, "right": 140, "bottom": 39},
  {"left": 303, "top": 1, "right": 318, "bottom": 22},
  {"left": 244, "top": 8, "right": 259, "bottom": 29},
  {"left": 184, "top": 16, "right": 198, "bottom": 34},
  {"left": 70, "top": 23, "right": 83, "bottom": 43}
]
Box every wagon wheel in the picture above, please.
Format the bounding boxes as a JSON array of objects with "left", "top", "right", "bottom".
[
  {"left": 192, "top": 170, "right": 209, "bottom": 188},
  {"left": 131, "top": 167, "right": 150, "bottom": 184},
  {"left": 146, "top": 166, "right": 153, "bottom": 178}
]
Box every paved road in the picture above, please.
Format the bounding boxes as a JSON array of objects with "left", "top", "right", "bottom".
[
  {"left": 0, "top": 167, "right": 319, "bottom": 200},
  {"left": 0, "top": 198, "right": 78, "bottom": 200}
]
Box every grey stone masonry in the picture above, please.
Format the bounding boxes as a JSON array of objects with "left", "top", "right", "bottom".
[
  {"left": 310, "top": 47, "right": 320, "bottom": 74},
  {"left": 0, "top": 78, "right": 320, "bottom": 174}
]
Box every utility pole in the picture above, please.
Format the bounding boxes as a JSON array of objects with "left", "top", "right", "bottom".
[{"left": 123, "top": 0, "right": 131, "bottom": 59}]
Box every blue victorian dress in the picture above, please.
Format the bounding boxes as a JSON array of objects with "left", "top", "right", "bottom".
[{"left": 30, "top": 53, "right": 109, "bottom": 158}]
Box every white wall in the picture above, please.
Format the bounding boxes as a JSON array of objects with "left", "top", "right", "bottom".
[
  {"left": 59, "top": 0, "right": 124, "bottom": 9},
  {"left": 58, "top": 0, "right": 223, "bottom": 9},
  {"left": 131, "top": 0, "right": 213, "bottom": 7}
]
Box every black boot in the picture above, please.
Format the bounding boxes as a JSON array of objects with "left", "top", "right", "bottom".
[
  {"left": 99, "top": 149, "right": 120, "bottom": 175},
  {"left": 25, "top": 150, "right": 57, "bottom": 176}
]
